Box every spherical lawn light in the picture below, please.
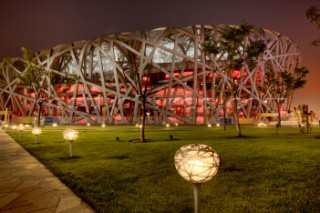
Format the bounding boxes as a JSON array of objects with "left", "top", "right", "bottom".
[
  {"left": 174, "top": 144, "right": 220, "bottom": 213},
  {"left": 32, "top": 127, "right": 42, "bottom": 144},
  {"left": 18, "top": 124, "right": 25, "bottom": 137},
  {"left": 63, "top": 129, "right": 79, "bottom": 158},
  {"left": 11, "top": 124, "right": 18, "bottom": 131}
]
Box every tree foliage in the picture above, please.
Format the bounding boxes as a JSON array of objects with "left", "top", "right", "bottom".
[
  {"left": 306, "top": 4, "right": 320, "bottom": 46},
  {"left": 115, "top": 36, "right": 161, "bottom": 142},
  {"left": 202, "top": 21, "right": 266, "bottom": 137},
  {"left": 4, "top": 47, "right": 77, "bottom": 126},
  {"left": 259, "top": 67, "right": 309, "bottom": 133}
]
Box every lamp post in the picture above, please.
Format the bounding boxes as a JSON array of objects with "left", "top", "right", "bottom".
[
  {"left": 146, "top": 111, "right": 151, "bottom": 124},
  {"left": 18, "top": 124, "right": 25, "bottom": 137},
  {"left": 11, "top": 124, "right": 17, "bottom": 131},
  {"left": 63, "top": 129, "right": 79, "bottom": 157},
  {"left": 32, "top": 127, "right": 42, "bottom": 144},
  {"left": 174, "top": 144, "right": 220, "bottom": 213}
]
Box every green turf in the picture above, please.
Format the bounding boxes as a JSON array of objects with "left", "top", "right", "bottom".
[{"left": 6, "top": 124, "right": 320, "bottom": 213}]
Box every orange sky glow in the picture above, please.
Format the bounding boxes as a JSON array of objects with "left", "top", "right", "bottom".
[{"left": 1, "top": 0, "right": 319, "bottom": 118}]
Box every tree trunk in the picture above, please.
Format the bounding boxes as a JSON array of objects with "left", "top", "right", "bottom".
[
  {"left": 140, "top": 97, "right": 146, "bottom": 142},
  {"left": 276, "top": 103, "right": 281, "bottom": 134},
  {"left": 37, "top": 101, "right": 43, "bottom": 127},
  {"left": 233, "top": 98, "right": 242, "bottom": 137},
  {"left": 223, "top": 105, "right": 227, "bottom": 131}
]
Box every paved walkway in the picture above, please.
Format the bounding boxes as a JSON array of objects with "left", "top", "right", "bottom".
[{"left": 0, "top": 129, "right": 95, "bottom": 213}]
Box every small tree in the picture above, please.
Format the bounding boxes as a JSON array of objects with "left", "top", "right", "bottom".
[
  {"left": 4, "top": 47, "right": 77, "bottom": 126},
  {"left": 203, "top": 21, "right": 266, "bottom": 137},
  {"left": 115, "top": 36, "right": 161, "bottom": 142},
  {"left": 260, "top": 67, "right": 308, "bottom": 134}
]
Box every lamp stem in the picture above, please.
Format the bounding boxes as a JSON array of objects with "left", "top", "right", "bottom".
[
  {"left": 35, "top": 135, "right": 38, "bottom": 144},
  {"left": 69, "top": 141, "right": 73, "bottom": 157},
  {"left": 193, "top": 183, "right": 202, "bottom": 213}
]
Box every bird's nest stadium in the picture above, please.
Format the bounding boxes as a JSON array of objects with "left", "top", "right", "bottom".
[{"left": 0, "top": 25, "right": 301, "bottom": 125}]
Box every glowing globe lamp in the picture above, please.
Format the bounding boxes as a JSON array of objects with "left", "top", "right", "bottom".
[
  {"left": 11, "top": 125, "right": 17, "bottom": 130},
  {"left": 18, "top": 124, "right": 25, "bottom": 137},
  {"left": 32, "top": 127, "right": 42, "bottom": 144},
  {"left": 174, "top": 144, "right": 220, "bottom": 213},
  {"left": 63, "top": 129, "right": 79, "bottom": 157}
]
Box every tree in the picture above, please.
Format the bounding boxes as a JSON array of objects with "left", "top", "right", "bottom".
[
  {"left": 259, "top": 67, "right": 308, "bottom": 134},
  {"left": 4, "top": 47, "right": 77, "bottom": 126},
  {"left": 306, "top": 4, "right": 320, "bottom": 46},
  {"left": 202, "top": 21, "right": 266, "bottom": 137},
  {"left": 115, "top": 35, "right": 162, "bottom": 142}
]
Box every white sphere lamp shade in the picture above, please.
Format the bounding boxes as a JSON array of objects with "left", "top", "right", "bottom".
[
  {"left": 18, "top": 125, "right": 25, "bottom": 131},
  {"left": 63, "top": 129, "right": 79, "bottom": 141},
  {"left": 32, "top": 127, "right": 42, "bottom": 135},
  {"left": 174, "top": 144, "right": 220, "bottom": 183}
]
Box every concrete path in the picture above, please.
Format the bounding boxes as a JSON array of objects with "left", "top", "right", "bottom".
[{"left": 0, "top": 129, "right": 95, "bottom": 213}]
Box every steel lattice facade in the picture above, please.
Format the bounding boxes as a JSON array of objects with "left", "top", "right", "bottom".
[{"left": 0, "top": 25, "right": 301, "bottom": 125}]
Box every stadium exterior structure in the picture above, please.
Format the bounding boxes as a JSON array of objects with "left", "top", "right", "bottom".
[{"left": 0, "top": 25, "right": 301, "bottom": 125}]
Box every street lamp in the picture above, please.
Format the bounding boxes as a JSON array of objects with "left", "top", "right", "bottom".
[
  {"left": 32, "top": 127, "right": 42, "bottom": 144},
  {"left": 63, "top": 129, "right": 79, "bottom": 157},
  {"left": 174, "top": 144, "right": 220, "bottom": 213}
]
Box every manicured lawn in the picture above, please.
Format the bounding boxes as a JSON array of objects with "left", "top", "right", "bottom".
[{"left": 6, "top": 124, "right": 320, "bottom": 213}]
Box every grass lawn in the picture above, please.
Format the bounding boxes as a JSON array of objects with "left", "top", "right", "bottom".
[{"left": 6, "top": 124, "right": 320, "bottom": 213}]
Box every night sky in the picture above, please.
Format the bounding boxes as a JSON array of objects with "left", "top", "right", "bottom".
[{"left": 1, "top": 0, "right": 320, "bottom": 116}]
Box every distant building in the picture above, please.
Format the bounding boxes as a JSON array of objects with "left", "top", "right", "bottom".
[{"left": 0, "top": 25, "right": 301, "bottom": 124}]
